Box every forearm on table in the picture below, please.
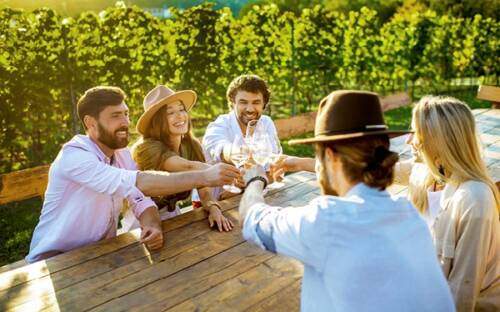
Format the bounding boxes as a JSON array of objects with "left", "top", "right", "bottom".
[
  {"left": 136, "top": 170, "right": 207, "bottom": 197},
  {"left": 239, "top": 180, "right": 265, "bottom": 223},
  {"left": 198, "top": 187, "right": 218, "bottom": 212}
]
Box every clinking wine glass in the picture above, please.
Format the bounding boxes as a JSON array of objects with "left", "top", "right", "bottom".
[
  {"left": 223, "top": 136, "right": 250, "bottom": 194},
  {"left": 267, "top": 132, "right": 285, "bottom": 189},
  {"left": 252, "top": 134, "right": 273, "bottom": 167}
]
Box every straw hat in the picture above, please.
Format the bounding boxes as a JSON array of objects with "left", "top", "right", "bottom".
[
  {"left": 289, "top": 90, "right": 411, "bottom": 145},
  {"left": 136, "top": 85, "right": 197, "bottom": 135}
]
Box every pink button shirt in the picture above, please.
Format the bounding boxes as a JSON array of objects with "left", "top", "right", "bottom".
[{"left": 26, "top": 135, "right": 157, "bottom": 263}]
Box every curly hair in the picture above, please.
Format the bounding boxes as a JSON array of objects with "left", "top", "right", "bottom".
[{"left": 226, "top": 74, "right": 271, "bottom": 109}]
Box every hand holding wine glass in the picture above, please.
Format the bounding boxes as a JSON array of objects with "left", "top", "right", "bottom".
[
  {"left": 268, "top": 132, "right": 285, "bottom": 189},
  {"left": 223, "top": 136, "right": 250, "bottom": 193}
]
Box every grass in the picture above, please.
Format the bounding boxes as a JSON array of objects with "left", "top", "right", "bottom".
[
  {"left": 0, "top": 199, "right": 42, "bottom": 266},
  {"left": 0, "top": 88, "right": 491, "bottom": 266}
]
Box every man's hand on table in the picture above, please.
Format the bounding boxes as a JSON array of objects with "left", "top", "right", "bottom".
[
  {"left": 139, "top": 206, "right": 164, "bottom": 250},
  {"left": 140, "top": 224, "right": 164, "bottom": 250}
]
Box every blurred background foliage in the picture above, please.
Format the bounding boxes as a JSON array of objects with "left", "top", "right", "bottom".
[{"left": 0, "top": 1, "right": 497, "bottom": 173}]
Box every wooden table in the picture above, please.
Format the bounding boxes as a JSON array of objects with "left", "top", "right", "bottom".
[
  {"left": 0, "top": 172, "right": 317, "bottom": 312},
  {"left": 1, "top": 109, "right": 498, "bottom": 312}
]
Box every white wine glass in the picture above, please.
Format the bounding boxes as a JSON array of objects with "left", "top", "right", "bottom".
[
  {"left": 223, "top": 136, "right": 249, "bottom": 193},
  {"left": 268, "top": 132, "right": 285, "bottom": 189},
  {"left": 251, "top": 134, "right": 273, "bottom": 167}
]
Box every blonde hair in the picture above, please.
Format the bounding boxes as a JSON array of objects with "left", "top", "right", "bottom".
[
  {"left": 318, "top": 135, "right": 399, "bottom": 191},
  {"left": 409, "top": 95, "right": 499, "bottom": 213}
]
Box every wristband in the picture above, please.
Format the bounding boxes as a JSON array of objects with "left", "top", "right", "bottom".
[
  {"left": 205, "top": 201, "right": 222, "bottom": 210},
  {"left": 246, "top": 176, "right": 268, "bottom": 189}
]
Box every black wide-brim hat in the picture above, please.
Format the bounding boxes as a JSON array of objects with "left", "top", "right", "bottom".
[{"left": 289, "top": 90, "right": 411, "bottom": 145}]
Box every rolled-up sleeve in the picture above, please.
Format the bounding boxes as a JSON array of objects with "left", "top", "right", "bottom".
[
  {"left": 243, "top": 202, "right": 327, "bottom": 271},
  {"left": 127, "top": 183, "right": 157, "bottom": 219},
  {"left": 60, "top": 146, "right": 138, "bottom": 198}
]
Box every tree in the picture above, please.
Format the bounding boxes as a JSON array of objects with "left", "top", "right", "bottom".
[{"left": 423, "top": 0, "right": 500, "bottom": 19}]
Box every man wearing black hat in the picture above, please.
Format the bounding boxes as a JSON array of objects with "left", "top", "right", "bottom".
[{"left": 239, "top": 91, "right": 455, "bottom": 311}]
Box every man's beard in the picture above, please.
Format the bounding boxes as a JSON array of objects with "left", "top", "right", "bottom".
[
  {"left": 236, "top": 107, "right": 261, "bottom": 126},
  {"left": 318, "top": 162, "right": 339, "bottom": 196},
  {"left": 97, "top": 122, "right": 129, "bottom": 150}
]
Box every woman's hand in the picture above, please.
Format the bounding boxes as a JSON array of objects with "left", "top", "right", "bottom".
[{"left": 208, "top": 205, "right": 234, "bottom": 232}]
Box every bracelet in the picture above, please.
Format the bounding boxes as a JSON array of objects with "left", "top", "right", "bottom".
[
  {"left": 246, "top": 176, "right": 268, "bottom": 189},
  {"left": 205, "top": 200, "right": 222, "bottom": 210}
]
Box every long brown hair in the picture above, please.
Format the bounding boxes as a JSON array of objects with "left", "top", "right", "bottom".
[{"left": 133, "top": 102, "right": 205, "bottom": 171}]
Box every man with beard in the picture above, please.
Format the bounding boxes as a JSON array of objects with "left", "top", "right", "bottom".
[
  {"left": 27, "top": 86, "right": 240, "bottom": 263},
  {"left": 239, "top": 91, "right": 455, "bottom": 311},
  {"left": 203, "top": 74, "right": 276, "bottom": 164},
  {"left": 203, "top": 75, "right": 290, "bottom": 198}
]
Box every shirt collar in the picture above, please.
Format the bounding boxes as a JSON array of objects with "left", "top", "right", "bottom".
[
  {"left": 65, "top": 134, "right": 114, "bottom": 164},
  {"left": 345, "top": 182, "right": 391, "bottom": 198}
]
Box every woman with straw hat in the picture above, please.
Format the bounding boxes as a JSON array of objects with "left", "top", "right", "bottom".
[{"left": 121, "top": 85, "right": 234, "bottom": 233}]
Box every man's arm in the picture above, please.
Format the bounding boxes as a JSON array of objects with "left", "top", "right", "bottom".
[
  {"left": 239, "top": 178, "right": 266, "bottom": 223},
  {"left": 136, "top": 163, "right": 240, "bottom": 197},
  {"left": 280, "top": 155, "right": 315, "bottom": 173},
  {"left": 239, "top": 165, "right": 327, "bottom": 270},
  {"left": 137, "top": 206, "right": 163, "bottom": 250}
]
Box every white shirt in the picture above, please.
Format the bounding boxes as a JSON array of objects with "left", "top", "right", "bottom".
[
  {"left": 202, "top": 111, "right": 278, "bottom": 163},
  {"left": 202, "top": 111, "right": 279, "bottom": 199},
  {"left": 424, "top": 189, "right": 442, "bottom": 228},
  {"left": 243, "top": 183, "right": 455, "bottom": 312},
  {"left": 27, "top": 135, "right": 156, "bottom": 263}
]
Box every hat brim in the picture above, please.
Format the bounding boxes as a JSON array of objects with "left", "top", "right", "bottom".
[
  {"left": 136, "top": 90, "right": 197, "bottom": 135},
  {"left": 288, "top": 130, "right": 412, "bottom": 145}
]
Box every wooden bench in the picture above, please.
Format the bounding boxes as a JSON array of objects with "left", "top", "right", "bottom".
[
  {"left": 477, "top": 85, "right": 500, "bottom": 109},
  {"left": 0, "top": 165, "right": 49, "bottom": 205}
]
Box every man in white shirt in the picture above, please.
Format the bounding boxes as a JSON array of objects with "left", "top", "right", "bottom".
[
  {"left": 203, "top": 74, "right": 277, "bottom": 163},
  {"left": 240, "top": 90, "right": 455, "bottom": 311},
  {"left": 203, "top": 75, "right": 283, "bottom": 198},
  {"left": 27, "top": 86, "right": 240, "bottom": 263},
  {"left": 203, "top": 74, "right": 316, "bottom": 187}
]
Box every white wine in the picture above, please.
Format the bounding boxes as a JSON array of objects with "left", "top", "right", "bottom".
[
  {"left": 253, "top": 151, "right": 271, "bottom": 166},
  {"left": 231, "top": 153, "right": 248, "bottom": 168}
]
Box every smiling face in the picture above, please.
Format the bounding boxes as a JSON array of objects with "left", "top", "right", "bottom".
[
  {"left": 233, "top": 90, "right": 265, "bottom": 126},
  {"left": 91, "top": 102, "right": 130, "bottom": 150},
  {"left": 165, "top": 101, "right": 189, "bottom": 136}
]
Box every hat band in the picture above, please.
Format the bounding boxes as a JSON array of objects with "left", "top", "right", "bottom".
[{"left": 316, "top": 124, "right": 388, "bottom": 136}]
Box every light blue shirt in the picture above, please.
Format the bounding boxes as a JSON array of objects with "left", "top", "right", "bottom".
[{"left": 243, "top": 183, "right": 455, "bottom": 312}]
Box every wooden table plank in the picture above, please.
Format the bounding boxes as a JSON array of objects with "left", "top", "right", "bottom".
[
  {"left": 165, "top": 256, "right": 303, "bottom": 312},
  {"left": 91, "top": 242, "right": 274, "bottom": 312},
  {"left": 246, "top": 279, "right": 302, "bottom": 312}
]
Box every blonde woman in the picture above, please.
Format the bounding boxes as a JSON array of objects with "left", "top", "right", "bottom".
[
  {"left": 121, "top": 85, "right": 234, "bottom": 232},
  {"left": 395, "top": 95, "right": 499, "bottom": 312}
]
